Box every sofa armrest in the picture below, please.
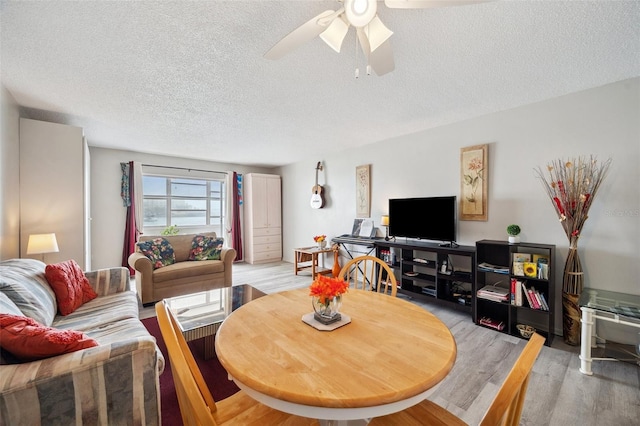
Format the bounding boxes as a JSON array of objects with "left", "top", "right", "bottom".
[
  {"left": 0, "top": 337, "right": 162, "bottom": 425},
  {"left": 129, "top": 252, "right": 153, "bottom": 303},
  {"left": 85, "top": 267, "right": 130, "bottom": 297},
  {"left": 220, "top": 248, "right": 237, "bottom": 285}
]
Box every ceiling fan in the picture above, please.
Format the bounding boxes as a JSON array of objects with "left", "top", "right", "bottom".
[{"left": 264, "top": 0, "right": 491, "bottom": 76}]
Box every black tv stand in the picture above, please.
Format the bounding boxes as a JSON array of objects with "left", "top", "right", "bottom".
[
  {"left": 439, "top": 241, "right": 459, "bottom": 248},
  {"left": 375, "top": 240, "right": 476, "bottom": 317}
]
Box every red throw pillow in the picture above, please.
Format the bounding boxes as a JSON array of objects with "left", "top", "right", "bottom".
[
  {"left": 0, "top": 314, "right": 98, "bottom": 361},
  {"left": 45, "top": 260, "right": 98, "bottom": 315}
]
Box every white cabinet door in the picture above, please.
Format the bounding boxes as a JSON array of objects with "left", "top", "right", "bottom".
[
  {"left": 20, "top": 118, "right": 89, "bottom": 269},
  {"left": 266, "top": 175, "right": 282, "bottom": 228},
  {"left": 250, "top": 176, "right": 269, "bottom": 228}
]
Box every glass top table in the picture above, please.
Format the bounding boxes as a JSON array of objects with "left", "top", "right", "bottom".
[
  {"left": 164, "top": 284, "right": 266, "bottom": 359},
  {"left": 578, "top": 287, "right": 640, "bottom": 375}
]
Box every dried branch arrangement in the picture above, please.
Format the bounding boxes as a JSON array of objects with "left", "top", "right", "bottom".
[{"left": 534, "top": 156, "right": 612, "bottom": 293}]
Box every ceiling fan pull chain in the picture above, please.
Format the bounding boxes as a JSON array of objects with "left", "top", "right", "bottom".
[
  {"left": 365, "top": 23, "right": 371, "bottom": 76},
  {"left": 354, "top": 32, "right": 360, "bottom": 79}
]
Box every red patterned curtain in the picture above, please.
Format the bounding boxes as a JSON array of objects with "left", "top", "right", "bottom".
[
  {"left": 121, "top": 161, "right": 139, "bottom": 274},
  {"left": 231, "top": 172, "right": 243, "bottom": 261}
]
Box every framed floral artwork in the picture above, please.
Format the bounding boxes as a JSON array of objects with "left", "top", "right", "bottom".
[
  {"left": 355, "top": 164, "right": 371, "bottom": 218},
  {"left": 460, "top": 144, "right": 488, "bottom": 221}
]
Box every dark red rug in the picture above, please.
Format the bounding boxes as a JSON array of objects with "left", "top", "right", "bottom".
[{"left": 142, "top": 317, "right": 239, "bottom": 426}]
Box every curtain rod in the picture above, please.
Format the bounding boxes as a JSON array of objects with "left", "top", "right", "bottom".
[{"left": 142, "top": 164, "right": 228, "bottom": 175}]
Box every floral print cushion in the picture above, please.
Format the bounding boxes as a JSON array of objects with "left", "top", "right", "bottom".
[
  {"left": 188, "top": 235, "right": 224, "bottom": 261},
  {"left": 137, "top": 238, "right": 175, "bottom": 269}
]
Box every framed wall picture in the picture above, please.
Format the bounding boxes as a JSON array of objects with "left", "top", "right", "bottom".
[
  {"left": 460, "top": 144, "right": 488, "bottom": 221},
  {"left": 356, "top": 164, "right": 371, "bottom": 218}
]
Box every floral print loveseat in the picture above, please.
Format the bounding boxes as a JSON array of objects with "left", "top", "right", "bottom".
[{"left": 128, "top": 232, "right": 236, "bottom": 305}]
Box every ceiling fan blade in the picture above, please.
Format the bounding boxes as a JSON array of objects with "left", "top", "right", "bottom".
[
  {"left": 264, "top": 10, "right": 337, "bottom": 60},
  {"left": 367, "top": 15, "right": 393, "bottom": 53},
  {"left": 356, "top": 27, "right": 371, "bottom": 58},
  {"left": 369, "top": 40, "right": 395, "bottom": 76},
  {"left": 319, "top": 15, "right": 350, "bottom": 53},
  {"left": 384, "top": 0, "right": 493, "bottom": 9}
]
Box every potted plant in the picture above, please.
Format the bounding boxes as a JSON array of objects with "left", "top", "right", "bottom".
[
  {"left": 161, "top": 225, "right": 180, "bottom": 236},
  {"left": 507, "top": 224, "right": 521, "bottom": 244}
]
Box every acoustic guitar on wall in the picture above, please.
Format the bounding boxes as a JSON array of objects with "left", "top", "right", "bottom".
[{"left": 310, "top": 161, "right": 325, "bottom": 209}]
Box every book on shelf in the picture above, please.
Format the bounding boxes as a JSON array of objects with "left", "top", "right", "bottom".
[
  {"left": 477, "top": 284, "right": 510, "bottom": 302},
  {"left": 521, "top": 281, "right": 533, "bottom": 308},
  {"left": 532, "top": 254, "right": 550, "bottom": 279},
  {"left": 511, "top": 278, "right": 524, "bottom": 306},
  {"left": 527, "top": 288, "right": 541, "bottom": 309},
  {"left": 512, "top": 261, "right": 525, "bottom": 277},
  {"left": 479, "top": 317, "right": 505, "bottom": 331},
  {"left": 523, "top": 262, "right": 537, "bottom": 278},
  {"left": 533, "top": 254, "right": 549, "bottom": 266},
  {"left": 538, "top": 292, "right": 549, "bottom": 311},
  {"left": 478, "top": 262, "right": 509, "bottom": 274},
  {"left": 510, "top": 279, "right": 516, "bottom": 305},
  {"left": 519, "top": 281, "right": 548, "bottom": 311},
  {"left": 537, "top": 263, "right": 549, "bottom": 280},
  {"left": 531, "top": 286, "right": 549, "bottom": 310},
  {"left": 513, "top": 252, "right": 531, "bottom": 263}
]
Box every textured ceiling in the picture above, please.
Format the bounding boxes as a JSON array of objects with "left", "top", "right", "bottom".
[{"left": 1, "top": 1, "right": 639, "bottom": 167}]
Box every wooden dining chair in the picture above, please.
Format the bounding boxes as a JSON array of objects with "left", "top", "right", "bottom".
[
  {"left": 368, "top": 332, "right": 545, "bottom": 426},
  {"left": 155, "top": 301, "right": 319, "bottom": 426},
  {"left": 338, "top": 255, "right": 397, "bottom": 297}
]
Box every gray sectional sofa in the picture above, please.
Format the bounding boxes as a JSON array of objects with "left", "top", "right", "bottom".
[{"left": 0, "top": 258, "right": 164, "bottom": 425}]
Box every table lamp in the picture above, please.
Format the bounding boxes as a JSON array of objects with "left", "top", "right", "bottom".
[
  {"left": 381, "top": 215, "right": 391, "bottom": 241},
  {"left": 27, "top": 233, "right": 59, "bottom": 263}
]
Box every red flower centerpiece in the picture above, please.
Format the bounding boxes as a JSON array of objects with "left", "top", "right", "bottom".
[
  {"left": 314, "top": 234, "right": 327, "bottom": 248},
  {"left": 309, "top": 275, "right": 348, "bottom": 324}
]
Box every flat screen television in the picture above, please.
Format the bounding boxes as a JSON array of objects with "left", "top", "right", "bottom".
[{"left": 388, "top": 196, "right": 457, "bottom": 244}]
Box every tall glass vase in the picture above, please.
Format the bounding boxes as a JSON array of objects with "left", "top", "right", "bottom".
[{"left": 562, "top": 238, "right": 584, "bottom": 345}]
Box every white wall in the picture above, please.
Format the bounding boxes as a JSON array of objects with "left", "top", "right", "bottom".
[
  {"left": 8, "top": 78, "right": 637, "bottom": 338},
  {"left": 279, "top": 78, "right": 640, "bottom": 335},
  {"left": 0, "top": 86, "right": 20, "bottom": 260},
  {"left": 89, "top": 147, "right": 276, "bottom": 269}
]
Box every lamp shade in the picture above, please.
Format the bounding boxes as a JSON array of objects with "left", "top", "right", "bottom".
[
  {"left": 320, "top": 16, "right": 349, "bottom": 53},
  {"left": 381, "top": 215, "right": 390, "bottom": 227},
  {"left": 26, "top": 233, "right": 59, "bottom": 255}
]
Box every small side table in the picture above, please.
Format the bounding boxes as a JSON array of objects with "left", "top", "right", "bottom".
[
  {"left": 294, "top": 246, "right": 334, "bottom": 279},
  {"left": 579, "top": 287, "right": 640, "bottom": 375}
]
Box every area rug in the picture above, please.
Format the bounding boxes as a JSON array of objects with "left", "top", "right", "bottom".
[{"left": 142, "top": 317, "right": 239, "bottom": 425}]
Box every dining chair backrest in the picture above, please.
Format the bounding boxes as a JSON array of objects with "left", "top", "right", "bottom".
[
  {"left": 368, "top": 332, "right": 545, "bottom": 426},
  {"left": 155, "top": 301, "right": 218, "bottom": 426},
  {"left": 479, "top": 332, "right": 545, "bottom": 425},
  {"left": 338, "top": 255, "right": 397, "bottom": 297}
]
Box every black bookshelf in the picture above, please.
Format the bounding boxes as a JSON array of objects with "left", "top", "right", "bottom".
[{"left": 475, "top": 240, "right": 556, "bottom": 346}]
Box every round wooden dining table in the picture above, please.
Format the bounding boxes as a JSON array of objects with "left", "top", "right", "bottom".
[{"left": 214, "top": 288, "right": 457, "bottom": 421}]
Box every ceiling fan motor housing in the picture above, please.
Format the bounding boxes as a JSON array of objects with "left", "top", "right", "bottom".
[{"left": 345, "top": 0, "right": 377, "bottom": 27}]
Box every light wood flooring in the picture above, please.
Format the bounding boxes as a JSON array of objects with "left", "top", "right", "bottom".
[{"left": 140, "top": 261, "right": 640, "bottom": 425}]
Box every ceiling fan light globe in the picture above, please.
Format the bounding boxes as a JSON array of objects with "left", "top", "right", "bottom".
[
  {"left": 367, "top": 15, "right": 393, "bottom": 53},
  {"left": 319, "top": 16, "right": 350, "bottom": 53},
  {"left": 345, "top": 0, "right": 377, "bottom": 27}
]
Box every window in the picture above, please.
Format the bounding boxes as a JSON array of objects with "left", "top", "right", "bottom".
[{"left": 142, "top": 172, "right": 225, "bottom": 235}]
